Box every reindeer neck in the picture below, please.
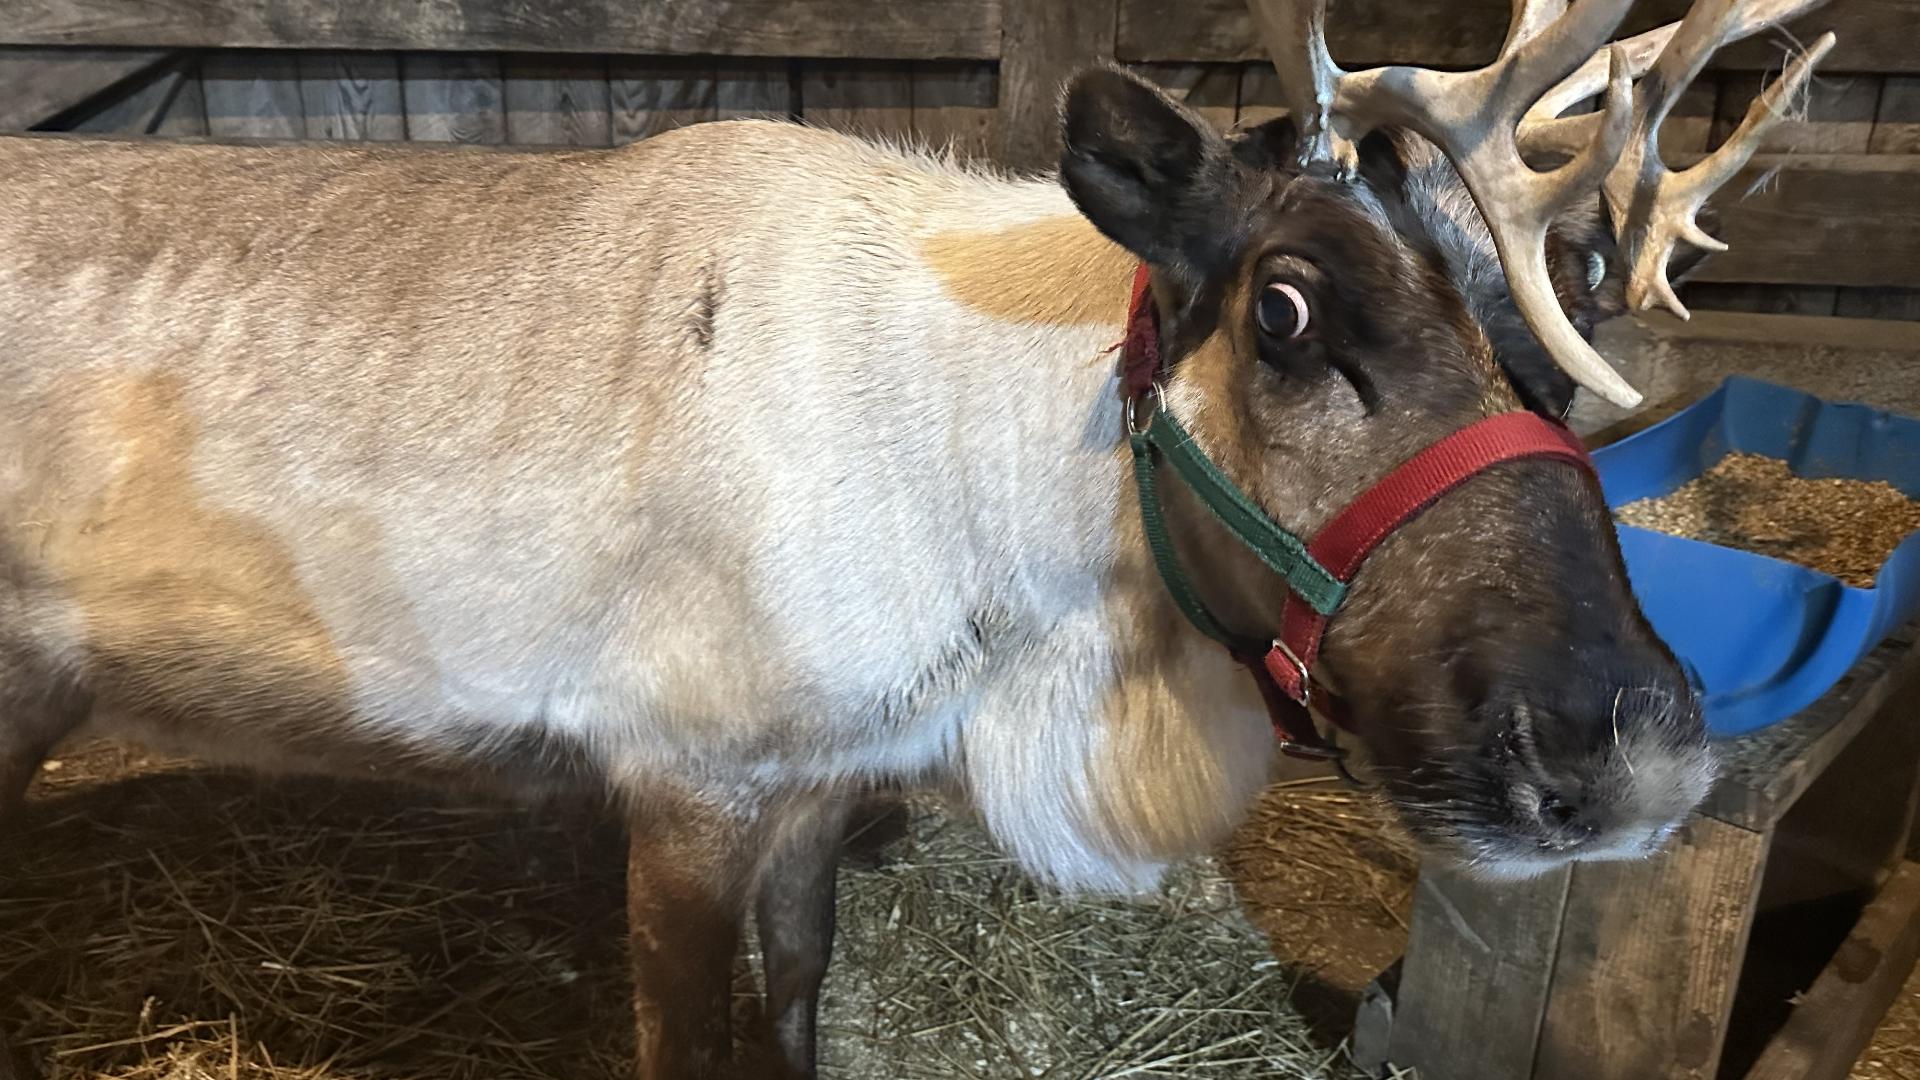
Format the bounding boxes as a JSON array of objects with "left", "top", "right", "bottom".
[{"left": 914, "top": 178, "right": 1196, "bottom": 664}]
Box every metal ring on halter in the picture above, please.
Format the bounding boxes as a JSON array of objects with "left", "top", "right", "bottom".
[
  {"left": 1125, "top": 380, "right": 1165, "bottom": 437},
  {"left": 1270, "top": 637, "right": 1311, "bottom": 707}
]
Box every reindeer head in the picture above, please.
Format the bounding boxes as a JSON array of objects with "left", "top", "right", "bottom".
[{"left": 1060, "top": 0, "right": 1829, "bottom": 875}]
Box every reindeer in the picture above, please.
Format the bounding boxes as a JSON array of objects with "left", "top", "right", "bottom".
[{"left": 0, "top": 0, "right": 1829, "bottom": 1075}]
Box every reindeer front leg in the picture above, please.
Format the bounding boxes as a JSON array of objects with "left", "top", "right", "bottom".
[
  {"left": 626, "top": 794, "right": 761, "bottom": 1080},
  {"left": 754, "top": 791, "right": 855, "bottom": 1078}
]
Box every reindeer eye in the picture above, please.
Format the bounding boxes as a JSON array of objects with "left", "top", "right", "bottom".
[
  {"left": 1257, "top": 281, "right": 1311, "bottom": 339},
  {"left": 1586, "top": 251, "right": 1607, "bottom": 291}
]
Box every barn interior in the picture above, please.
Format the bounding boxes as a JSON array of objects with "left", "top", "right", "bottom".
[{"left": 2, "top": 2, "right": 1919, "bottom": 1079}]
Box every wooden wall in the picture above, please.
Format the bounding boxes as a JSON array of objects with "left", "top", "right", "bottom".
[
  {"left": 10, "top": 0, "right": 1920, "bottom": 320},
  {"left": 51, "top": 52, "right": 1000, "bottom": 161}
]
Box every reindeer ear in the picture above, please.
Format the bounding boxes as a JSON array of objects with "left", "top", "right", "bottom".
[{"left": 1059, "top": 67, "right": 1232, "bottom": 283}]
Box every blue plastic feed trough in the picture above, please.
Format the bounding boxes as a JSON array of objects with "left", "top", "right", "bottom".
[{"left": 1589, "top": 377, "right": 1920, "bottom": 735}]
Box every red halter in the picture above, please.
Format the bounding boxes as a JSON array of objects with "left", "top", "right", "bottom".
[{"left": 1121, "top": 265, "right": 1596, "bottom": 757}]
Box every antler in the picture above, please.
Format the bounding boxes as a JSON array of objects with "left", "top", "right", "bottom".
[
  {"left": 1247, "top": 0, "right": 1643, "bottom": 406},
  {"left": 1521, "top": 8, "right": 1832, "bottom": 318},
  {"left": 1245, "top": 0, "right": 1837, "bottom": 409},
  {"left": 1520, "top": 0, "right": 1827, "bottom": 132}
]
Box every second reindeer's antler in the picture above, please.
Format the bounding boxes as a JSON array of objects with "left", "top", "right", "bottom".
[{"left": 1244, "top": 0, "right": 1835, "bottom": 409}]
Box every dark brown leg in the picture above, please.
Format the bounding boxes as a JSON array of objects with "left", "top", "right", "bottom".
[
  {"left": 0, "top": 658, "right": 85, "bottom": 1080},
  {"left": 755, "top": 793, "right": 854, "bottom": 1078},
  {"left": 627, "top": 795, "right": 761, "bottom": 1080}
]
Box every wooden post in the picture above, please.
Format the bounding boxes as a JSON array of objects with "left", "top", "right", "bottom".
[
  {"left": 995, "top": 0, "right": 1120, "bottom": 171},
  {"left": 1386, "top": 862, "right": 1573, "bottom": 1080},
  {"left": 1532, "top": 820, "right": 1769, "bottom": 1080}
]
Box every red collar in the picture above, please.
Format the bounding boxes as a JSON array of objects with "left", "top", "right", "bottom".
[{"left": 1121, "top": 265, "right": 1595, "bottom": 758}]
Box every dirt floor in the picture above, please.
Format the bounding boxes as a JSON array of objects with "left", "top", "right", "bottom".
[{"left": 1, "top": 740, "right": 1417, "bottom": 1080}]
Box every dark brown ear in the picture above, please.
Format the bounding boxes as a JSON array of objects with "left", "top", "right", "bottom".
[{"left": 1058, "top": 66, "right": 1234, "bottom": 288}]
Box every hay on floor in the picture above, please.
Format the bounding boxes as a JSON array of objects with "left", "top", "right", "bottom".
[{"left": 2, "top": 742, "right": 1412, "bottom": 1079}]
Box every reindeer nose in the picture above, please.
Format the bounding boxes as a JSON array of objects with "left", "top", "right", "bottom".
[
  {"left": 1511, "top": 778, "right": 1605, "bottom": 852},
  {"left": 1495, "top": 664, "right": 1710, "bottom": 859}
]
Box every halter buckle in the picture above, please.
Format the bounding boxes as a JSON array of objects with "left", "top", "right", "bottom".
[
  {"left": 1125, "top": 381, "right": 1164, "bottom": 437},
  {"left": 1269, "top": 638, "right": 1311, "bottom": 707}
]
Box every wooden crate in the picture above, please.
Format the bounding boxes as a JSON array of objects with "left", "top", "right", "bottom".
[{"left": 1359, "top": 631, "right": 1920, "bottom": 1080}]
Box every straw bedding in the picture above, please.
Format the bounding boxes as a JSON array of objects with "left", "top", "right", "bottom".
[{"left": 1, "top": 742, "right": 1418, "bottom": 1080}]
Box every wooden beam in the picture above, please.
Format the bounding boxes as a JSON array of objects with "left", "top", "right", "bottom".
[
  {"left": 1742, "top": 861, "right": 1920, "bottom": 1080},
  {"left": 1114, "top": 0, "right": 1920, "bottom": 73},
  {"left": 1533, "top": 818, "right": 1769, "bottom": 1080},
  {"left": 996, "top": 0, "right": 1117, "bottom": 171},
  {"left": 1711, "top": 72, "right": 1880, "bottom": 154},
  {"left": 0, "top": 0, "right": 1001, "bottom": 60},
  {"left": 1695, "top": 155, "right": 1920, "bottom": 290},
  {"left": 64, "top": 60, "right": 187, "bottom": 134},
  {"left": 0, "top": 45, "right": 172, "bottom": 129},
  {"left": 1385, "top": 862, "right": 1572, "bottom": 1080}
]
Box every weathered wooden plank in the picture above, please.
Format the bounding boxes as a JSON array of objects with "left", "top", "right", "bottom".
[
  {"left": 997, "top": 0, "right": 1118, "bottom": 171},
  {"left": 1743, "top": 861, "right": 1920, "bottom": 1080},
  {"left": 1385, "top": 861, "right": 1572, "bottom": 1080},
  {"left": 201, "top": 50, "right": 305, "bottom": 139},
  {"left": 65, "top": 60, "right": 187, "bottom": 134},
  {"left": 1236, "top": 64, "right": 1286, "bottom": 127},
  {"left": 1712, "top": 72, "right": 1880, "bottom": 154},
  {"left": 800, "top": 61, "right": 915, "bottom": 144},
  {"left": 715, "top": 59, "right": 792, "bottom": 121},
  {"left": 610, "top": 57, "right": 715, "bottom": 144},
  {"left": 1683, "top": 283, "right": 1840, "bottom": 317},
  {"left": 1113, "top": 0, "right": 1920, "bottom": 73},
  {"left": 401, "top": 53, "right": 505, "bottom": 145},
  {"left": 0, "top": 45, "right": 171, "bottom": 129},
  {"left": 151, "top": 61, "right": 206, "bottom": 136},
  {"left": 1132, "top": 63, "right": 1238, "bottom": 132},
  {"left": 1662, "top": 80, "right": 1719, "bottom": 156},
  {"left": 1835, "top": 286, "right": 1920, "bottom": 320},
  {"left": 1869, "top": 75, "right": 1920, "bottom": 152},
  {"left": 505, "top": 55, "right": 611, "bottom": 147},
  {"left": 1237, "top": 59, "right": 1707, "bottom": 141},
  {"left": 1693, "top": 155, "right": 1920, "bottom": 288},
  {"left": 0, "top": 0, "right": 1000, "bottom": 60},
  {"left": 912, "top": 61, "right": 995, "bottom": 161},
  {"left": 1533, "top": 818, "right": 1768, "bottom": 1080},
  {"left": 296, "top": 51, "right": 403, "bottom": 142}
]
